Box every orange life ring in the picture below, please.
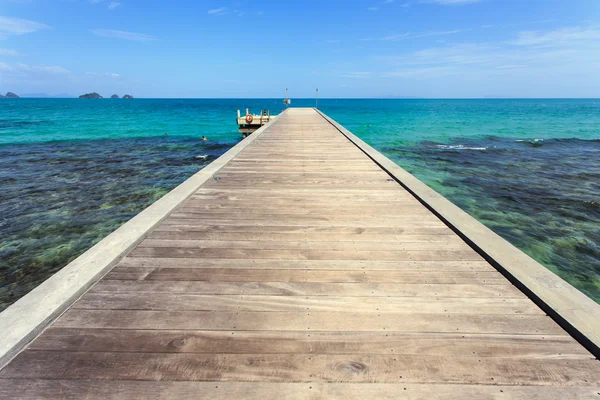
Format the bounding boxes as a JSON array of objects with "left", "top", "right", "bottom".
[{"left": 245, "top": 114, "right": 254, "bottom": 123}]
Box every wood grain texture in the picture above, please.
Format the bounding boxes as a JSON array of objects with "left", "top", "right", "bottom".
[
  {"left": 2, "top": 107, "right": 598, "bottom": 398},
  {"left": 2, "top": 380, "right": 598, "bottom": 400},
  {"left": 2, "top": 351, "right": 599, "bottom": 385}
]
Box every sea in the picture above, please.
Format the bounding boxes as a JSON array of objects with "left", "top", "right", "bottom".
[{"left": 1, "top": 98, "right": 599, "bottom": 310}]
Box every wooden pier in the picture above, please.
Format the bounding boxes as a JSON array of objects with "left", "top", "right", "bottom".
[{"left": 1, "top": 108, "right": 599, "bottom": 398}]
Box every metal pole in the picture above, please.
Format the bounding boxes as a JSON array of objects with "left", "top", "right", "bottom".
[{"left": 316, "top": 88, "right": 319, "bottom": 109}]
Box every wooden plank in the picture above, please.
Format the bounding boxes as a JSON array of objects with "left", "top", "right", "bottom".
[
  {"left": 53, "top": 309, "right": 564, "bottom": 334},
  {"left": 147, "top": 231, "right": 463, "bottom": 242},
  {"left": 2, "top": 380, "right": 597, "bottom": 400},
  {"left": 166, "top": 213, "right": 444, "bottom": 223},
  {"left": 73, "top": 293, "right": 541, "bottom": 314},
  {"left": 175, "top": 206, "right": 435, "bottom": 217},
  {"left": 30, "top": 329, "right": 590, "bottom": 359},
  {"left": 151, "top": 225, "right": 455, "bottom": 235},
  {"left": 105, "top": 267, "right": 504, "bottom": 284},
  {"left": 136, "top": 239, "right": 472, "bottom": 251},
  {"left": 3, "top": 351, "right": 599, "bottom": 385},
  {"left": 160, "top": 218, "right": 449, "bottom": 228},
  {"left": 90, "top": 280, "right": 522, "bottom": 298},
  {"left": 127, "top": 247, "right": 484, "bottom": 261},
  {"left": 114, "top": 257, "right": 494, "bottom": 271}
]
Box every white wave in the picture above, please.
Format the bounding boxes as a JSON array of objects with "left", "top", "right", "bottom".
[
  {"left": 435, "top": 144, "right": 488, "bottom": 151},
  {"left": 195, "top": 155, "right": 208, "bottom": 160},
  {"left": 516, "top": 139, "right": 544, "bottom": 143}
]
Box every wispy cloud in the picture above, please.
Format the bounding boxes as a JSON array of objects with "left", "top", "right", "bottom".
[
  {"left": 92, "top": 29, "right": 155, "bottom": 41},
  {"left": 5, "top": 63, "right": 70, "bottom": 74},
  {"left": 378, "top": 26, "right": 600, "bottom": 82},
  {"left": 0, "top": 48, "right": 21, "bottom": 56},
  {"left": 0, "top": 62, "right": 71, "bottom": 87},
  {"left": 366, "top": 29, "right": 462, "bottom": 42},
  {"left": 425, "top": 0, "right": 480, "bottom": 4},
  {"left": 342, "top": 71, "right": 372, "bottom": 79},
  {"left": 86, "top": 71, "right": 121, "bottom": 78},
  {"left": 512, "top": 27, "right": 600, "bottom": 47},
  {"left": 495, "top": 64, "right": 528, "bottom": 69},
  {"left": 90, "top": 0, "right": 121, "bottom": 10},
  {"left": 208, "top": 7, "right": 227, "bottom": 15},
  {"left": 382, "top": 66, "right": 454, "bottom": 78},
  {"left": 0, "top": 16, "right": 49, "bottom": 37}
]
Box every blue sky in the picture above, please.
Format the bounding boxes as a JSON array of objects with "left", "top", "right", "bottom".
[{"left": 1, "top": 0, "right": 599, "bottom": 98}]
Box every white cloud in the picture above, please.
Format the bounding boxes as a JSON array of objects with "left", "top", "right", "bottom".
[
  {"left": 371, "top": 29, "right": 462, "bottom": 42},
  {"left": 342, "top": 71, "right": 372, "bottom": 79},
  {"left": 378, "top": 26, "right": 600, "bottom": 82},
  {"left": 0, "top": 61, "right": 12, "bottom": 71},
  {"left": 36, "top": 65, "right": 70, "bottom": 74},
  {"left": 425, "top": 0, "right": 480, "bottom": 4},
  {"left": 513, "top": 27, "right": 600, "bottom": 47},
  {"left": 208, "top": 7, "right": 227, "bottom": 15},
  {"left": 90, "top": 0, "right": 122, "bottom": 9},
  {"left": 4, "top": 63, "right": 70, "bottom": 74},
  {"left": 0, "top": 16, "right": 49, "bottom": 36},
  {"left": 92, "top": 29, "right": 155, "bottom": 41},
  {"left": 367, "top": 7, "right": 379, "bottom": 11},
  {"left": 382, "top": 66, "right": 454, "bottom": 78},
  {"left": 0, "top": 48, "right": 21, "bottom": 56},
  {"left": 86, "top": 72, "right": 121, "bottom": 78},
  {"left": 496, "top": 65, "right": 528, "bottom": 69}
]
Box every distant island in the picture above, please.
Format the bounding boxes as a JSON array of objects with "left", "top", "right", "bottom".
[
  {"left": 1, "top": 92, "right": 20, "bottom": 98},
  {"left": 79, "top": 93, "right": 134, "bottom": 99},
  {"left": 79, "top": 92, "right": 103, "bottom": 99}
]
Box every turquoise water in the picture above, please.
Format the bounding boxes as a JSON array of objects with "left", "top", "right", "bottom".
[{"left": 1, "top": 99, "right": 599, "bottom": 309}]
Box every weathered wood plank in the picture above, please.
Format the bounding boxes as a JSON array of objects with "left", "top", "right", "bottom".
[
  {"left": 1, "top": 380, "right": 597, "bottom": 400},
  {"left": 90, "top": 280, "right": 521, "bottom": 298},
  {"left": 137, "top": 238, "right": 472, "bottom": 251},
  {"left": 53, "top": 309, "right": 564, "bottom": 334},
  {"left": 30, "top": 329, "right": 589, "bottom": 359},
  {"left": 151, "top": 225, "right": 455, "bottom": 235},
  {"left": 105, "top": 267, "right": 504, "bottom": 284},
  {"left": 147, "top": 231, "right": 462, "bottom": 242},
  {"left": 73, "top": 293, "right": 541, "bottom": 314},
  {"left": 114, "top": 257, "right": 494, "bottom": 271},
  {"left": 127, "top": 247, "right": 484, "bottom": 261},
  {"left": 3, "top": 351, "right": 599, "bottom": 385}
]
